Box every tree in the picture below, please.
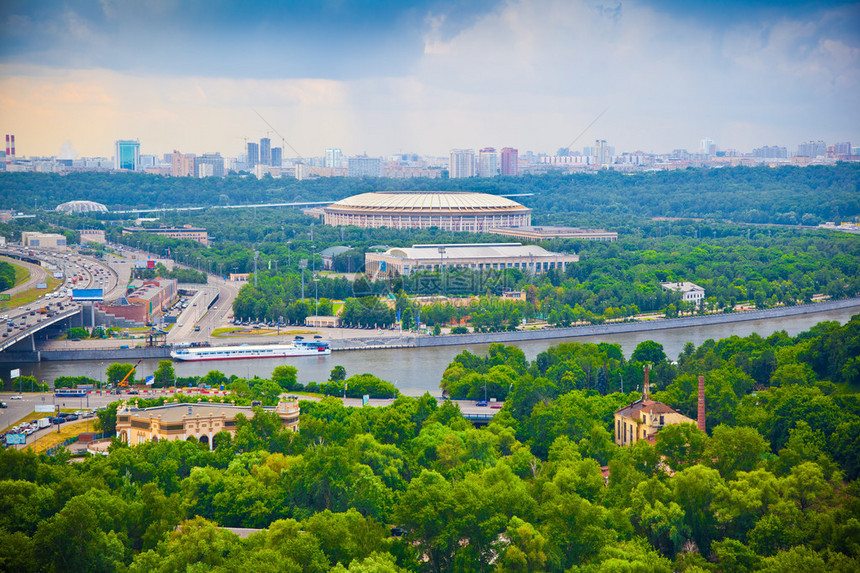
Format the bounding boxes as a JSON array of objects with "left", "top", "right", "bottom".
[
  {"left": 329, "top": 366, "right": 347, "bottom": 383},
  {"left": 655, "top": 423, "right": 707, "bottom": 472},
  {"left": 106, "top": 362, "right": 137, "bottom": 386},
  {"left": 632, "top": 340, "right": 667, "bottom": 364},
  {"left": 706, "top": 425, "right": 768, "bottom": 479},
  {"left": 272, "top": 365, "right": 299, "bottom": 390},
  {"left": 153, "top": 360, "right": 174, "bottom": 387}
]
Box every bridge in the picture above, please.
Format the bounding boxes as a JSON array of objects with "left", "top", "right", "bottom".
[{"left": 0, "top": 308, "right": 82, "bottom": 353}]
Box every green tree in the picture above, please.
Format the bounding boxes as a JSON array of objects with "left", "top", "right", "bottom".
[
  {"left": 632, "top": 340, "right": 667, "bottom": 364},
  {"left": 153, "top": 360, "right": 174, "bottom": 387},
  {"left": 272, "top": 365, "right": 299, "bottom": 390},
  {"left": 106, "top": 362, "right": 137, "bottom": 386}
]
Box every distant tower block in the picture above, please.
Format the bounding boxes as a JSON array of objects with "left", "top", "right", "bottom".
[{"left": 697, "top": 375, "right": 706, "bottom": 433}]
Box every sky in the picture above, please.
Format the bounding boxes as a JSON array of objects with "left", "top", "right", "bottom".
[{"left": 0, "top": 0, "right": 858, "bottom": 160}]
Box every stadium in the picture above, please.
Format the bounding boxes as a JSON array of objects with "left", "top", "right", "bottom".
[{"left": 321, "top": 191, "right": 531, "bottom": 231}]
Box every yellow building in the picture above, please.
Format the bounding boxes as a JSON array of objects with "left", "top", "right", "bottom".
[
  {"left": 613, "top": 399, "right": 695, "bottom": 446},
  {"left": 116, "top": 400, "right": 299, "bottom": 449}
]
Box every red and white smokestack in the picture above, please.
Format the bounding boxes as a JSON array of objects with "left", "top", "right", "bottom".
[
  {"left": 10, "top": 135, "right": 14, "bottom": 160},
  {"left": 5, "top": 135, "right": 9, "bottom": 166},
  {"left": 697, "top": 375, "right": 706, "bottom": 433}
]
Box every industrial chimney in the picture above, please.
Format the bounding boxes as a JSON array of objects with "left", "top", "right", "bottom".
[{"left": 697, "top": 375, "right": 706, "bottom": 433}]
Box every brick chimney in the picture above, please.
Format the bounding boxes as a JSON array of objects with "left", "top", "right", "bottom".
[{"left": 697, "top": 375, "right": 706, "bottom": 433}]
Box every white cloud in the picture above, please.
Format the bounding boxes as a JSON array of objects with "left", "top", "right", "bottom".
[{"left": 1, "top": 0, "right": 857, "bottom": 158}]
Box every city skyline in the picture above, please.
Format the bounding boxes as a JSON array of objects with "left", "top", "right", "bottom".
[{"left": 1, "top": 0, "right": 858, "bottom": 159}]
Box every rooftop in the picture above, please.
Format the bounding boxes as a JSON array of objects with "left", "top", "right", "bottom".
[
  {"left": 615, "top": 399, "right": 683, "bottom": 418},
  {"left": 383, "top": 242, "right": 571, "bottom": 260},
  {"left": 326, "top": 191, "right": 529, "bottom": 212},
  {"left": 123, "top": 402, "right": 260, "bottom": 423}
]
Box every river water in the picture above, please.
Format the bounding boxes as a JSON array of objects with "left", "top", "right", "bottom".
[{"left": 14, "top": 308, "right": 858, "bottom": 396}]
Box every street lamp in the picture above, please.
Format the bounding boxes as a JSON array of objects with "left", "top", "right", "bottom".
[
  {"left": 437, "top": 246, "right": 446, "bottom": 296},
  {"left": 314, "top": 275, "right": 320, "bottom": 315}
]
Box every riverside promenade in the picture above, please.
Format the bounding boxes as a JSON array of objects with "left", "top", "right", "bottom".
[{"left": 2, "top": 296, "right": 858, "bottom": 363}]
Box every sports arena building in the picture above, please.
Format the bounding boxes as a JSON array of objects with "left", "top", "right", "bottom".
[{"left": 321, "top": 191, "right": 531, "bottom": 232}]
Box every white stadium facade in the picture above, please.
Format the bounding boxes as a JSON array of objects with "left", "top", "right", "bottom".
[{"left": 321, "top": 191, "right": 531, "bottom": 232}]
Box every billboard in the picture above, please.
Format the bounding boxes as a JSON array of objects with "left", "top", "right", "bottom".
[
  {"left": 71, "top": 289, "right": 104, "bottom": 301},
  {"left": 35, "top": 405, "right": 54, "bottom": 413},
  {"left": 134, "top": 259, "right": 156, "bottom": 269},
  {"left": 36, "top": 283, "right": 48, "bottom": 289},
  {"left": 5, "top": 433, "right": 26, "bottom": 445},
  {"left": 0, "top": 294, "right": 9, "bottom": 301}
]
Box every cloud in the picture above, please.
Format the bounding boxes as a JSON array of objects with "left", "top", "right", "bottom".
[{"left": 0, "top": 0, "right": 857, "bottom": 158}]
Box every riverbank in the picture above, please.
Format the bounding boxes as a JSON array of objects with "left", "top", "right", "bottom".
[{"left": 2, "top": 297, "right": 858, "bottom": 363}]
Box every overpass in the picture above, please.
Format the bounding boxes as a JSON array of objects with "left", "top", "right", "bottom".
[{"left": 0, "top": 307, "right": 82, "bottom": 353}]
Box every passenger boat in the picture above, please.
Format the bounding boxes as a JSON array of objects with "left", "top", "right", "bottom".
[{"left": 170, "top": 340, "right": 330, "bottom": 362}]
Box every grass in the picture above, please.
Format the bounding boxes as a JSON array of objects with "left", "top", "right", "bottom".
[
  {"left": 1, "top": 409, "right": 88, "bottom": 433},
  {"left": 10, "top": 260, "right": 31, "bottom": 287},
  {"left": 26, "top": 417, "right": 99, "bottom": 454},
  {"left": 3, "top": 276, "right": 63, "bottom": 309}
]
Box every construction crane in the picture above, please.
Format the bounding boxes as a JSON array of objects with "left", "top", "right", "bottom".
[{"left": 117, "top": 359, "right": 143, "bottom": 388}]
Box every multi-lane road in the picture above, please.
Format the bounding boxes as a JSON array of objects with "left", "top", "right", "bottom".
[{"left": 0, "top": 247, "right": 125, "bottom": 350}]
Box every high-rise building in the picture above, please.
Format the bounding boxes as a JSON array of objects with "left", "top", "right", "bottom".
[
  {"left": 271, "top": 147, "right": 282, "bottom": 168},
  {"left": 348, "top": 156, "right": 382, "bottom": 177},
  {"left": 500, "top": 147, "right": 519, "bottom": 176},
  {"left": 247, "top": 142, "right": 259, "bottom": 169},
  {"left": 325, "top": 148, "right": 343, "bottom": 169},
  {"left": 449, "top": 149, "right": 476, "bottom": 178},
  {"left": 832, "top": 142, "right": 852, "bottom": 155},
  {"left": 700, "top": 138, "right": 716, "bottom": 157},
  {"left": 797, "top": 140, "right": 826, "bottom": 157},
  {"left": 593, "top": 140, "right": 613, "bottom": 165},
  {"left": 171, "top": 150, "right": 196, "bottom": 177},
  {"left": 478, "top": 147, "right": 499, "bottom": 177},
  {"left": 752, "top": 146, "right": 788, "bottom": 159},
  {"left": 260, "top": 137, "right": 271, "bottom": 166},
  {"left": 197, "top": 153, "right": 225, "bottom": 177},
  {"left": 114, "top": 140, "right": 140, "bottom": 171}
]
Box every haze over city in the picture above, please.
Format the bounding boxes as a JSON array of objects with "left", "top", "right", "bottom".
[{"left": 1, "top": 0, "right": 858, "bottom": 159}]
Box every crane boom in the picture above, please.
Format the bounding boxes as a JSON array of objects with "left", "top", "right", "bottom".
[{"left": 118, "top": 359, "right": 143, "bottom": 388}]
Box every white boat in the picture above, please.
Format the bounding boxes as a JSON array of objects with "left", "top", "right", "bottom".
[{"left": 170, "top": 340, "right": 330, "bottom": 362}]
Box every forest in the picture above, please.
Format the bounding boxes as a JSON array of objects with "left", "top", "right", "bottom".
[
  {"left": 1, "top": 163, "right": 858, "bottom": 225},
  {"left": 2, "top": 164, "right": 858, "bottom": 326},
  {"left": 0, "top": 316, "right": 858, "bottom": 572}
]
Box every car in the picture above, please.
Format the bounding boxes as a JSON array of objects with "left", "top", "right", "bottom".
[
  {"left": 294, "top": 335, "right": 304, "bottom": 340},
  {"left": 10, "top": 395, "right": 22, "bottom": 400},
  {"left": 475, "top": 401, "right": 488, "bottom": 407},
  {"left": 65, "top": 414, "right": 79, "bottom": 421},
  {"left": 490, "top": 403, "right": 503, "bottom": 409},
  {"left": 194, "top": 326, "right": 200, "bottom": 332},
  {"left": 313, "top": 335, "right": 323, "bottom": 339},
  {"left": 0, "top": 401, "right": 6, "bottom": 408}
]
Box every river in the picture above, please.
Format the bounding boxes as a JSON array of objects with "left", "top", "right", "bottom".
[{"left": 12, "top": 307, "right": 858, "bottom": 396}]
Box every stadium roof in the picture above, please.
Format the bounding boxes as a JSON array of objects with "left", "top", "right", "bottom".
[
  {"left": 326, "top": 191, "right": 529, "bottom": 213},
  {"left": 56, "top": 200, "right": 108, "bottom": 213}
]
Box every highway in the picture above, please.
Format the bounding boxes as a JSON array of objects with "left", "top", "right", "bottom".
[{"left": 0, "top": 246, "right": 122, "bottom": 351}]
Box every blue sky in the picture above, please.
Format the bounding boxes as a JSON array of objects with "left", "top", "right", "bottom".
[{"left": 0, "top": 0, "right": 857, "bottom": 158}]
